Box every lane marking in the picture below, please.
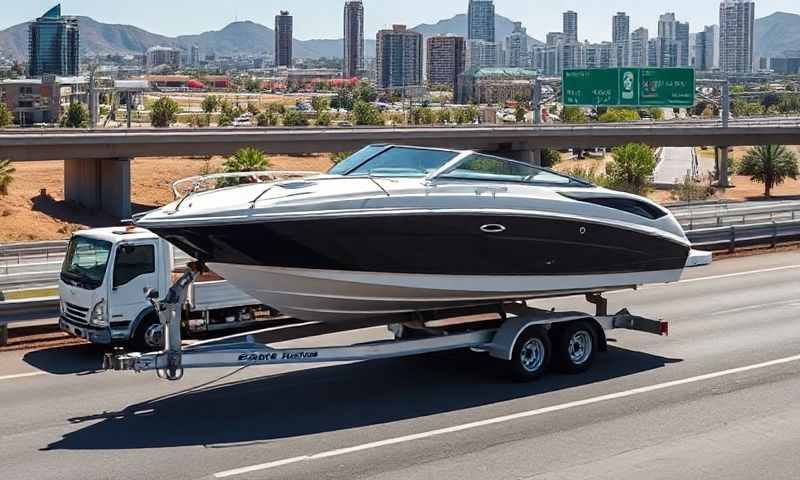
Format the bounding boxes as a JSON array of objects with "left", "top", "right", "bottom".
[
  {"left": 0, "top": 372, "right": 47, "bottom": 382},
  {"left": 713, "top": 299, "right": 800, "bottom": 316},
  {"left": 214, "top": 353, "right": 800, "bottom": 478},
  {"left": 673, "top": 264, "right": 800, "bottom": 285}
]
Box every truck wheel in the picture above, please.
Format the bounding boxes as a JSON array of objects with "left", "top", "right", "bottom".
[
  {"left": 553, "top": 320, "right": 597, "bottom": 374},
  {"left": 509, "top": 326, "right": 551, "bottom": 382},
  {"left": 132, "top": 315, "right": 164, "bottom": 352}
]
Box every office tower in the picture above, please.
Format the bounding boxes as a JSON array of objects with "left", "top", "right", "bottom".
[
  {"left": 190, "top": 45, "right": 200, "bottom": 67},
  {"left": 719, "top": 0, "right": 755, "bottom": 73},
  {"left": 546, "top": 32, "right": 565, "bottom": 47},
  {"left": 505, "top": 22, "right": 529, "bottom": 67},
  {"left": 468, "top": 0, "right": 495, "bottom": 42},
  {"left": 631, "top": 27, "right": 649, "bottom": 67},
  {"left": 28, "top": 5, "right": 80, "bottom": 77},
  {"left": 658, "top": 13, "right": 677, "bottom": 40},
  {"left": 274, "top": 10, "right": 293, "bottom": 67},
  {"left": 563, "top": 11, "right": 578, "bottom": 43},
  {"left": 612, "top": 12, "right": 631, "bottom": 66},
  {"left": 343, "top": 0, "right": 364, "bottom": 78},
  {"left": 146, "top": 46, "right": 182, "bottom": 72},
  {"left": 376, "top": 25, "right": 423, "bottom": 89},
  {"left": 467, "top": 40, "right": 502, "bottom": 69},
  {"left": 426, "top": 36, "right": 466, "bottom": 88},
  {"left": 676, "top": 21, "right": 690, "bottom": 66}
]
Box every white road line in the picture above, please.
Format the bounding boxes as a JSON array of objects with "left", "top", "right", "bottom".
[
  {"left": 712, "top": 299, "right": 800, "bottom": 316},
  {"left": 214, "top": 353, "right": 800, "bottom": 478},
  {"left": 0, "top": 372, "right": 47, "bottom": 382},
  {"left": 673, "top": 264, "right": 800, "bottom": 285}
]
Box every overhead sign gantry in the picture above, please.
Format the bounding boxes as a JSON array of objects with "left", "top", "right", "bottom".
[{"left": 562, "top": 68, "right": 696, "bottom": 108}]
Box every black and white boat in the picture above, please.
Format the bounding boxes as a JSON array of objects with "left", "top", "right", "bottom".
[{"left": 135, "top": 145, "right": 695, "bottom": 322}]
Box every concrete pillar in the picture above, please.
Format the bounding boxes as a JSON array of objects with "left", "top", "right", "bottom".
[
  {"left": 64, "top": 158, "right": 131, "bottom": 219},
  {"left": 494, "top": 149, "right": 542, "bottom": 166},
  {"left": 717, "top": 146, "right": 731, "bottom": 188}
]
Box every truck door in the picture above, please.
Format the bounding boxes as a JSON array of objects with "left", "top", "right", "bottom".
[{"left": 109, "top": 242, "right": 159, "bottom": 332}]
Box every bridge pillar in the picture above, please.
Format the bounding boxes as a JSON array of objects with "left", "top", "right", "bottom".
[
  {"left": 64, "top": 158, "right": 131, "bottom": 219},
  {"left": 716, "top": 146, "right": 731, "bottom": 188},
  {"left": 486, "top": 145, "right": 542, "bottom": 166}
]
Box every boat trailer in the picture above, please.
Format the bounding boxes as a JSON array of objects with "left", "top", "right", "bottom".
[{"left": 104, "top": 266, "right": 669, "bottom": 382}]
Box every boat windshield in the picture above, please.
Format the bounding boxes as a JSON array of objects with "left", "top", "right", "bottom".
[
  {"left": 61, "top": 236, "right": 112, "bottom": 290},
  {"left": 438, "top": 154, "right": 590, "bottom": 186},
  {"left": 329, "top": 146, "right": 459, "bottom": 177}
]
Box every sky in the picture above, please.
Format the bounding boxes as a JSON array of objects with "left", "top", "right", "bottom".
[{"left": 5, "top": 0, "right": 798, "bottom": 41}]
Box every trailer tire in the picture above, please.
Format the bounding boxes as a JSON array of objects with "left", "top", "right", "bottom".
[
  {"left": 132, "top": 314, "right": 165, "bottom": 352},
  {"left": 553, "top": 320, "right": 597, "bottom": 374},
  {"left": 508, "top": 326, "right": 551, "bottom": 382}
]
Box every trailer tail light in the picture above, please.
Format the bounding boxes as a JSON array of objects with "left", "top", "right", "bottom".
[{"left": 660, "top": 321, "right": 669, "bottom": 337}]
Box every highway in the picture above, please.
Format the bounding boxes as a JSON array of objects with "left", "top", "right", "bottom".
[{"left": 1, "top": 251, "right": 799, "bottom": 479}]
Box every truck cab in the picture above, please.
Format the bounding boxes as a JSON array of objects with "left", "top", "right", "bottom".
[
  {"left": 59, "top": 227, "right": 169, "bottom": 349},
  {"left": 59, "top": 227, "right": 271, "bottom": 351}
]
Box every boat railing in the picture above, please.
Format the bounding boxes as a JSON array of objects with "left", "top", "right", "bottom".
[{"left": 171, "top": 171, "right": 320, "bottom": 200}]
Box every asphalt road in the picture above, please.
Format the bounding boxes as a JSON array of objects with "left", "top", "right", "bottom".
[{"left": 1, "top": 251, "right": 799, "bottom": 480}]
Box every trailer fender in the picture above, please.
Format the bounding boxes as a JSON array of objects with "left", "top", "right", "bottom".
[
  {"left": 486, "top": 311, "right": 594, "bottom": 361},
  {"left": 130, "top": 307, "right": 157, "bottom": 337}
]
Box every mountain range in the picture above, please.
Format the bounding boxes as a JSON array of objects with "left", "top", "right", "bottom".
[{"left": 0, "top": 11, "right": 797, "bottom": 61}]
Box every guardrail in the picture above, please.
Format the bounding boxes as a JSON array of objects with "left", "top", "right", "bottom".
[
  {"left": 675, "top": 202, "right": 800, "bottom": 230},
  {"left": 0, "top": 297, "right": 60, "bottom": 326},
  {"left": 687, "top": 219, "right": 800, "bottom": 252}
]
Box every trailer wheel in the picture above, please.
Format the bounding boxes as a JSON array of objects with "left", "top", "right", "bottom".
[
  {"left": 508, "top": 327, "right": 551, "bottom": 382},
  {"left": 132, "top": 315, "right": 164, "bottom": 352},
  {"left": 553, "top": 320, "right": 597, "bottom": 374}
]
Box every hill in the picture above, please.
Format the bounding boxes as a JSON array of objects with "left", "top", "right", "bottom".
[
  {"left": 411, "top": 13, "right": 542, "bottom": 46},
  {"left": 755, "top": 11, "right": 800, "bottom": 58}
]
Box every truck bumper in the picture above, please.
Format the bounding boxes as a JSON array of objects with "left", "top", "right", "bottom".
[{"left": 60, "top": 317, "right": 112, "bottom": 344}]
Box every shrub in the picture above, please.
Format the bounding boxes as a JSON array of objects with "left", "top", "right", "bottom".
[
  {"left": 201, "top": 95, "right": 220, "bottom": 113},
  {"left": 316, "top": 110, "right": 333, "bottom": 126},
  {"left": 599, "top": 108, "right": 640, "bottom": 123},
  {"left": 606, "top": 143, "right": 657, "bottom": 195},
  {"left": 0, "top": 159, "right": 15, "bottom": 195},
  {"left": 670, "top": 173, "right": 716, "bottom": 202},
  {"left": 0, "top": 103, "right": 12, "bottom": 127},
  {"left": 561, "top": 106, "right": 587, "bottom": 124},
  {"left": 150, "top": 97, "right": 180, "bottom": 128},
  {"left": 561, "top": 164, "right": 609, "bottom": 187},
  {"left": 331, "top": 151, "right": 352, "bottom": 164},
  {"left": 283, "top": 109, "right": 310, "bottom": 127},
  {"left": 351, "top": 100, "right": 384, "bottom": 126},
  {"left": 540, "top": 148, "right": 561, "bottom": 168},
  {"left": 256, "top": 111, "right": 279, "bottom": 127}
]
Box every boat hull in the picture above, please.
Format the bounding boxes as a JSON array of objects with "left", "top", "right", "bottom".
[{"left": 150, "top": 211, "right": 690, "bottom": 322}]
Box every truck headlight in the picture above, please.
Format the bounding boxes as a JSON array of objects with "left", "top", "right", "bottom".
[
  {"left": 60, "top": 301, "right": 67, "bottom": 316},
  {"left": 90, "top": 300, "right": 107, "bottom": 327}
]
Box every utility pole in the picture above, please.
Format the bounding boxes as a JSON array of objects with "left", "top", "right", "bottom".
[
  {"left": 718, "top": 80, "right": 731, "bottom": 188},
  {"left": 88, "top": 65, "right": 99, "bottom": 129},
  {"left": 532, "top": 78, "right": 542, "bottom": 124}
]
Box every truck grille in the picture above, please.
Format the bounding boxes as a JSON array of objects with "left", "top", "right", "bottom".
[{"left": 63, "top": 302, "right": 89, "bottom": 325}]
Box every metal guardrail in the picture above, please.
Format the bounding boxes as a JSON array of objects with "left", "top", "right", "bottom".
[
  {"left": 0, "top": 297, "right": 60, "bottom": 325},
  {"left": 675, "top": 202, "right": 800, "bottom": 230},
  {"left": 687, "top": 219, "right": 800, "bottom": 252}
]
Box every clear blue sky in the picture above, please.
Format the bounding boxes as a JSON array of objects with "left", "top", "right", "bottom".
[{"left": 6, "top": 0, "right": 798, "bottom": 41}]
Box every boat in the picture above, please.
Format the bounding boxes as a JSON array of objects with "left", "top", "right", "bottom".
[{"left": 134, "top": 144, "right": 693, "bottom": 323}]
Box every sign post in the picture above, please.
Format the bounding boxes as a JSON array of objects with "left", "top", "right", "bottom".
[{"left": 562, "top": 68, "right": 695, "bottom": 108}]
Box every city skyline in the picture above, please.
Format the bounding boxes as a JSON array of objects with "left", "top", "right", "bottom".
[{"left": 2, "top": 0, "right": 797, "bottom": 42}]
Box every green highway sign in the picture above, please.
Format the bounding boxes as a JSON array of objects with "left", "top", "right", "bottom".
[{"left": 562, "top": 68, "right": 695, "bottom": 108}]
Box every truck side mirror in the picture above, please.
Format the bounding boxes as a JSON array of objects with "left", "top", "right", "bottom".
[{"left": 144, "top": 288, "right": 159, "bottom": 300}]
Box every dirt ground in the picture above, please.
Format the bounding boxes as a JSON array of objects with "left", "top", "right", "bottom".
[{"left": 0, "top": 154, "right": 334, "bottom": 242}]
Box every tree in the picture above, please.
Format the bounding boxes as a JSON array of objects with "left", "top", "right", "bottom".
[
  {"left": 436, "top": 108, "right": 452, "bottom": 124},
  {"left": 561, "top": 106, "right": 587, "bottom": 124},
  {"left": 731, "top": 98, "right": 762, "bottom": 117},
  {"left": 283, "top": 109, "right": 310, "bottom": 127},
  {"left": 202, "top": 95, "right": 220, "bottom": 114},
  {"left": 246, "top": 102, "right": 261, "bottom": 116},
  {"left": 354, "top": 82, "right": 378, "bottom": 103},
  {"left": 540, "top": 148, "right": 561, "bottom": 168},
  {"left": 0, "top": 159, "right": 15, "bottom": 196},
  {"left": 331, "top": 151, "right": 352, "bottom": 164},
  {"left": 410, "top": 107, "right": 435, "bottom": 125},
  {"left": 0, "top": 103, "right": 13, "bottom": 127},
  {"left": 606, "top": 143, "right": 657, "bottom": 195},
  {"left": 599, "top": 108, "right": 640, "bottom": 123},
  {"left": 738, "top": 145, "right": 799, "bottom": 197},
  {"left": 514, "top": 103, "right": 527, "bottom": 122},
  {"left": 351, "top": 100, "right": 384, "bottom": 126},
  {"left": 256, "top": 111, "right": 279, "bottom": 127},
  {"left": 150, "top": 97, "right": 180, "bottom": 128},
  {"left": 60, "top": 102, "right": 89, "bottom": 128},
  {"left": 762, "top": 92, "right": 781, "bottom": 113},
  {"left": 316, "top": 110, "right": 333, "bottom": 126},
  {"left": 223, "top": 147, "right": 271, "bottom": 173}
]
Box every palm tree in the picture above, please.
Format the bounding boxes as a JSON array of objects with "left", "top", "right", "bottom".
[
  {"left": 738, "top": 145, "right": 799, "bottom": 197},
  {"left": 0, "top": 159, "right": 15, "bottom": 196},
  {"left": 223, "top": 147, "right": 270, "bottom": 173}
]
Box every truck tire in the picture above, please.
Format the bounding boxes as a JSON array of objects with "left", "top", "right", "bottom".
[
  {"left": 508, "top": 326, "right": 551, "bottom": 382},
  {"left": 132, "top": 315, "right": 165, "bottom": 352},
  {"left": 552, "top": 320, "right": 597, "bottom": 374}
]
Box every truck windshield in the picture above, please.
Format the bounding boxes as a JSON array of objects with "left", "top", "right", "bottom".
[{"left": 61, "top": 237, "right": 112, "bottom": 290}]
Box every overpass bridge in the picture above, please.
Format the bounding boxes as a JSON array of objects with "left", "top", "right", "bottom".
[{"left": 1, "top": 118, "right": 798, "bottom": 218}]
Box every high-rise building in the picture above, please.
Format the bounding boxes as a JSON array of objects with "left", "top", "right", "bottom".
[
  {"left": 343, "top": 0, "right": 364, "bottom": 78},
  {"left": 468, "top": 0, "right": 495, "bottom": 43},
  {"left": 546, "top": 32, "right": 565, "bottom": 47},
  {"left": 694, "top": 25, "right": 720, "bottom": 71},
  {"left": 467, "top": 40, "right": 502, "bottom": 69},
  {"left": 376, "top": 25, "right": 423, "bottom": 89},
  {"left": 612, "top": 12, "right": 631, "bottom": 66},
  {"left": 648, "top": 37, "right": 681, "bottom": 68},
  {"left": 274, "top": 10, "right": 293, "bottom": 67},
  {"left": 719, "top": 0, "right": 755, "bottom": 73},
  {"left": 563, "top": 11, "right": 578, "bottom": 43},
  {"left": 658, "top": 13, "right": 677, "bottom": 40},
  {"left": 190, "top": 45, "right": 200, "bottom": 67},
  {"left": 584, "top": 42, "right": 615, "bottom": 69},
  {"left": 505, "top": 22, "right": 529, "bottom": 67},
  {"left": 146, "top": 46, "right": 182, "bottom": 72},
  {"left": 426, "top": 36, "right": 466, "bottom": 88},
  {"left": 631, "top": 27, "right": 649, "bottom": 67},
  {"left": 28, "top": 5, "right": 79, "bottom": 77},
  {"left": 676, "top": 21, "right": 690, "bottom": 66}
]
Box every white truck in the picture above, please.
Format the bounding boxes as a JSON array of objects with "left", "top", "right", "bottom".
[{"left": 58, "top": 226, "right": 275, "bottom": 350}]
